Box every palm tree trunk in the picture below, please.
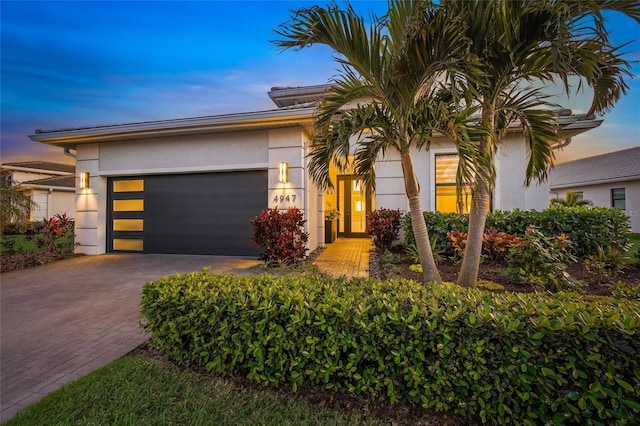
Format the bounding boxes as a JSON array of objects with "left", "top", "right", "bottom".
[
  {"left": 400, "top": 148, "right": 442, "bottom": 284},
  {"left": 457, "top": 183, "right": 490, "bottom": 287}
]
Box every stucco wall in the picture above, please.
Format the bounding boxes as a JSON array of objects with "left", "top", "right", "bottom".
[
  {"left": 550, "top": 180, "right": 640, "bottom": 233},
  {"left": 74, "top": 128, "right": 313, "bottom": 255},
  {"left": 32, "top": 190, "right": 75, "bottom": 221}
]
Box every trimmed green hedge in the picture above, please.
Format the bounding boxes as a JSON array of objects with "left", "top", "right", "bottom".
[
  {"left": 141, "top": 272, "right": 640, "bottom": 425},
  {"left": 403, "top": 207, "right": 630, "bottom": 258}
]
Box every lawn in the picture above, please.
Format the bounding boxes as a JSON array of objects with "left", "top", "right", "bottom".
[{"left": 5, "top": 352, "right": 398, "bottom": 426}]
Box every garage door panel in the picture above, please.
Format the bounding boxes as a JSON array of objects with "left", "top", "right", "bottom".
[{"left": 108, "top": 171, "right": 265, "bottom": 256}]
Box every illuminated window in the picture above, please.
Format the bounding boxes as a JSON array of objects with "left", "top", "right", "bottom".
[
  {"left": 113, "top": 199, "right": 144, "bottom": 212},
  {"left": 112, "top": 239, "right": 143, "bottom": 251},
  {"left": 113, "top": 219, "right": 144, "bottom": 231},
  {"left": 435, "top": 154, "right": 471, "bottom": 214},
  {"left": 113, "top": 180, "right": 144, "bottom": 192}
]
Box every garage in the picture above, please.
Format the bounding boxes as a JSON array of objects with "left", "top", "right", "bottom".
[{"left": 107, "top": 171, "right": 267, "bottom": 256}]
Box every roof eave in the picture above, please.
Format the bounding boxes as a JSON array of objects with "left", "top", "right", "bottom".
[
  {"left": 550, "top": 174, "right": 640, "bottom": 190},
  {"left": 18, "top": 184, "right": 75, "bottom": 191},
  {"left": 29, "top": 107, "right": 316, "bottom": 148}
]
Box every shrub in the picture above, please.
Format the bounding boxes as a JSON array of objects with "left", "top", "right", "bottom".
[
  {"left": 403, "top": 207, "right": 630, "bottom": 259},
  {"left": 141, "top": 273, "right": 640, "bottom": 425},
  {"left": 505, "top": 228, "right": 579, "bottom": 291},
  {"left": 366, "top": 208, "right": 402, "bottom": 251},
  {"left": 37, "top": 213, "right": 75, "bottom": 255},
  {"left": 251, "top": 207, "right": 308, "bottom": 265},
  {"left": 446, "top": 229, "right": 523, "bottom": 264}
]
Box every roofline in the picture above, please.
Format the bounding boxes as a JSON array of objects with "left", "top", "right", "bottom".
[
  {"left": 29, "top": 107, "right": 316, "bottom": 148},
  {"left": 18, "top": 184, "right": 75, "bottom": 192},
  {"left": 0, "top": 165, "right": 73, "bottom": 175},
  {"left": 549, "top": 174, "right": 640, "bottom": 190}
]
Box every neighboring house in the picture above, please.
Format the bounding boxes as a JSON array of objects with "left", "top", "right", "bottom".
[
  {"left": 549, "top": 146, "right": 640, "bottom": 233},
  {"left": 1, "top": 161, "right": 76, "bottom": 221},
  {"left": 29, "top": 84, "right": 602, "bottom": 256}
]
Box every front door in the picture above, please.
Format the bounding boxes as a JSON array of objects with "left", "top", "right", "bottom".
[{"left": 337, "top": 175, "right": 372, "bottom": 237}]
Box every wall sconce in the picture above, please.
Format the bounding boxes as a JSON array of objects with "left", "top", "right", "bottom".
[
  {"left": 80, "top": 171, "right": 90, "bottom": 189},
  {"left": 279, "top": 162, "right": 289, "bottom": 184}
]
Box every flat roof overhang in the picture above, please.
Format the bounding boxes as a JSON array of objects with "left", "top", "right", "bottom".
[{"left": 29, "top": 107, "right": 316, "bottom": 149}]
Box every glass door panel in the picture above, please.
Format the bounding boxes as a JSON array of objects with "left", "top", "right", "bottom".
[{"left": 337, "top": 175, "right": 371, "bottom": 237}]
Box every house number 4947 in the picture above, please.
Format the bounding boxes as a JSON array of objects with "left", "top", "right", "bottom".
[{"left": 273, "top": 194, "right": 296, "bottom": 203}]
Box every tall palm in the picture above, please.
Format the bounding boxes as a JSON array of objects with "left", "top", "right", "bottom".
[
  {"left": 274, "top": 0, "right": 479, "bottom": 283},
  {"left": 439, "top": 0, "right": 640, "bottom": 287}
]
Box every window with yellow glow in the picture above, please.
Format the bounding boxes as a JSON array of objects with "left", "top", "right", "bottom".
[
  {"left": 113, "top": 199, "right": 144, "bottom": 212},
  {"left": 113, "top": 180, "right": 144, "bottom": 192},
  {"left": 112, "top": 239, "right": 143, "bottom": 251},
  {"left": 435, "top": 154, "right": 471, "bottom": 214}
]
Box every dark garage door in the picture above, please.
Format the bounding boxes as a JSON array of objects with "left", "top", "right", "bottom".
[{"left": 108, "top": 171, "right": 267, "bottom": 256}]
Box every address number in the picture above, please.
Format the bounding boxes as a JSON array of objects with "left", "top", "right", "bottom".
[{"left": 273, "top": 194, "right": 297, "bottom": 203}]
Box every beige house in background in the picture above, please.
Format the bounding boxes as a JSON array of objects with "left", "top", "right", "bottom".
[
  {"left": 549, "top": 146, "right": 640, "bottom": 233},
  {"left": 29, "top": 85, "right": 602, "bottom": 256},
  {"left": 1, "top": 161, "right": 76, "bottom": 221}
]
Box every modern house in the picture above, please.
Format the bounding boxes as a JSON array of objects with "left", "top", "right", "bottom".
[
  {"left": 549, "top": 146, "right": 640, "bottom": 233},
  {"left": 29, "top": 84, "right": 602, "bottom": 256},
  {"left": 1, "top": 161, "right": 76, "bottom": 221}
]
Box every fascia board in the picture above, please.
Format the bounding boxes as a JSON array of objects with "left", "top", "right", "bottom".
[
  {"left": 549, "top": 175, "right": 640, "bottom": 190},
  {"left": 29, "top": 108, "right": 316, "bottom": 146}
]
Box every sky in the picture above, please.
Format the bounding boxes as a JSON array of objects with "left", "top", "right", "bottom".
[{"left": 1, "top": 1, "right": 639, "bottom": 166}]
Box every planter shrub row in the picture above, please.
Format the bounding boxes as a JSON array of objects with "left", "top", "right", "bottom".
[
  {"left": 141, "top": 272, "right": 640, "bottom": 425},
  {"left": 403, "top": 207, "right": 630, "bottom": 258}
]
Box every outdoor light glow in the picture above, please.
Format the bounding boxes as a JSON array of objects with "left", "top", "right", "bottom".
[
  {"left": 80, "top": 172, "right": 89, "bottom": 189},
  {"left": 279, "top": 162, "right": 289, "bottom": 184}
]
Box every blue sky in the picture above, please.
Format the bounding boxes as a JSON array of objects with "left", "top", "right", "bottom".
[{"left": 1, "top": 1, "right": 639, "bottom": 165}]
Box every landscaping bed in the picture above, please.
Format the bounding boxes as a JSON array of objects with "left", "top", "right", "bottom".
[{"left": 371, "top": 249, "right": 640, "bottom": 297}]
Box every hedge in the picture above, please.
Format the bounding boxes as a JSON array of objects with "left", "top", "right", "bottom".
[
  {"left": 141, "top": 272, "right": 640, "bottom": 425},
  {"left": 403, "top": 207, "right": 630, "bottom": 258}
]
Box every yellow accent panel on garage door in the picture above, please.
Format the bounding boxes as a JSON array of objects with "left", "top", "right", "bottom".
[
  {"left": 112, "top": 239, "right": 144, "bottom": 251},
  {"left": 113, "top": 199, "right": 144, "bottom": 212},
  {"left": 113, "top": 219, "right": 144, "bottom": 231},
  {"left": 113, "top": 179, "right": 144, "bottom": 192}
]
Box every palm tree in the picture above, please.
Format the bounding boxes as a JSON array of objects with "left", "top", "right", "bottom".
[
  {"left": 0, "top": 176, "right": 37, "bottom": 233},
  {"left": 273, "top": 1, "right": 480, "bottom": 283},
  {"left": 550, "top": 190, "right": 593, "bottom": 207},
  {"left": 439, "top": 0, "right": 640, "bottom": 287}
]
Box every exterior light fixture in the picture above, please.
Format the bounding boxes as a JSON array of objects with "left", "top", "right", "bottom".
[
  {"left": 279, "top": 162, "right": 289, "bottom": 184},
  {"left": 80, "top": 172, "right": 90, "bottom": 189}
]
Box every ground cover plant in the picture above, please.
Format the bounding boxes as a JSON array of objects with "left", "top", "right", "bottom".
[{"left": 141, "top": 272, "right": 640, "bottom": 425}]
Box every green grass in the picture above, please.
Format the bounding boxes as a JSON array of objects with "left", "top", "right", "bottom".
[
  {"left": 0, "top": 235, "right": 40, "bottom": 255},
  {"left": 5, "top": 353, "right": 391, "bottom": 426}
]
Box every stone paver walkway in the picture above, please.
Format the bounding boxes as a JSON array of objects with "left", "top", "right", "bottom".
[
  {"left": 314, "top": 238, "right": 372, "bottom": 278},
  {"left": 0, "top": 254, "right": 260, "bottom": 422}
]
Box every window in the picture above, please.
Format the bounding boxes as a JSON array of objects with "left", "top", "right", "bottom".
[
  {"left": 611, "top": 188, "right": 625, "bottom": 209},
  {"left": 435, "top": 154, "right": 471, "bottom": 213}
]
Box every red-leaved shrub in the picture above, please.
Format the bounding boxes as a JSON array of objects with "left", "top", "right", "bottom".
[
  {"left": 366, "top": 209, "right": 402, "bottom": 251},
  {"left": 251, "top": 207, "right": 308, "bottom": 265}
]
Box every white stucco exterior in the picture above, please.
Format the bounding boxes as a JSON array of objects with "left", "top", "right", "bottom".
[{"left": 29, "top": 85, "right": 603, "bottom": 256}]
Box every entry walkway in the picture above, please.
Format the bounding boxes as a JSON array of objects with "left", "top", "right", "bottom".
[{"left": 314, "top": 238, "right": 372, "bottom": 278}]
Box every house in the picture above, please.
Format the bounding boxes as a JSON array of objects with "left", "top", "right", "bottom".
[
  {"left": 549, "top": 146, "right": 640, "bottom": 233},
  {"left": 29, "top": 85, "right": 602, "bottom": 256},
  {"left": 1, "top": 161, "right": 76, "bottom": 221}
]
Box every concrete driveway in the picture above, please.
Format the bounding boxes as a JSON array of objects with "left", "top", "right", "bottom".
[{"left": 0, "top": 254, "right": 261, "bottom": 422}]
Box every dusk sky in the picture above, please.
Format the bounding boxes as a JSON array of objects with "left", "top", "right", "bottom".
[{"left": 1, "top": 1, "right": 639, "bottom": 165}]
